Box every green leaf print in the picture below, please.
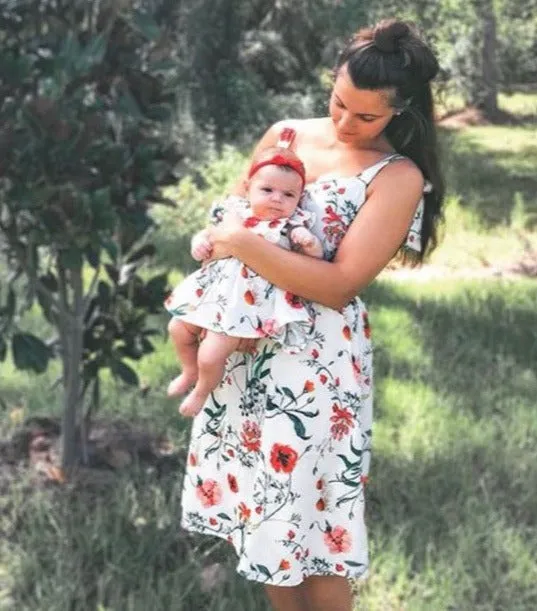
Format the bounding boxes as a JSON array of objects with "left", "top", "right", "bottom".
[
  {"left": 255, "top": 564, "right": 273, "bottom": 580},
  {"left": 217, "top": 513, "right": 232, "bottom": 520},
  {"left": 337, "top": 453, "right": 354, "bottom": 469},
  {"left": 345, "top": 560, "right": 365, "bottom": 567},
  {"left": 281, "top": 387, "right": 297, "bottom": 403},
  {"left": 288, "top": 413, "right": 312, "bottom": 441}
]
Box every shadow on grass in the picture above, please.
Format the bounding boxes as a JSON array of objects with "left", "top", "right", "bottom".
[
  {"left": 362, "top": 279, "right": 537, "bottom": 610},
  {"left": 4, "top": 466, "right": 269, "bottom": 611},
  {"left": 440, "top": 128, "right": 537, "bottom": 227}
]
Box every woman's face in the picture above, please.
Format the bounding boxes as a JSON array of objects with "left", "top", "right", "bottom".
[{"left": 329, "top": 63, "right": 397, "bottom": 145}]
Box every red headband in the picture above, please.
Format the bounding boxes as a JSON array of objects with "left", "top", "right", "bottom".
[{"left": 248, "top": 153, "right": 306, "bottom": 190}]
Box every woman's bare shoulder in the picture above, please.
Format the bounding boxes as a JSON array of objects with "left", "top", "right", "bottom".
[{"left": 267, "top": 118, "right": 329, "bottom": 139}]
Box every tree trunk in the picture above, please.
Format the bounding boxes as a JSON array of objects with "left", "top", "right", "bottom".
[
  {"left": 59, "top": 265, "right": 85, "bottom": 470},
  {"left": 472, "top": 0, "right": 499, "bottom": 119}
]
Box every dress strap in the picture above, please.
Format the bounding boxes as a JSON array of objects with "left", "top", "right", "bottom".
[
  {"left": 360, "top": 153, "right": 405, "bottom": 186},
  {"left": 276, "top": 127, "right": 296, "bottom": 149}
]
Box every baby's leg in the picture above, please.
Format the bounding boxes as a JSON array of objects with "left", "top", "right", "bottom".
[
  {"left": 179, "top": 332, "right": 241, "bottom": 417},
  {"left": 167, "top": 319, "right": 201, "bottom": 397}
]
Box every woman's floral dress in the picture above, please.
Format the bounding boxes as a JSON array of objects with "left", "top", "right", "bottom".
[
  {"left": 165, "top": 196, "right": 316, "bottom": 353},
  {"left": 179, "top": 150, "right": 424, "bottom": 586}
]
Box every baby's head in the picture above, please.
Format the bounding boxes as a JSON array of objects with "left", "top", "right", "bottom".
[{"left": 244, "top": 147, "right": 306, "bottom": 220}]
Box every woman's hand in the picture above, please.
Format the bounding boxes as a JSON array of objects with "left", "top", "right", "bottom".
[{"left": 205, "top": 211, "right": 245, "bottom": 261}]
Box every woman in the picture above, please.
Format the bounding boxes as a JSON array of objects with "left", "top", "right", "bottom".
[{"left": 179, "top": 19, "right": 444, "bottom": 611}]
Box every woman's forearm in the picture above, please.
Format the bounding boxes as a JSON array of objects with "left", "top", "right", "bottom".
[{"left": 231, "top": 229, "right": 350, "bottom": 310}]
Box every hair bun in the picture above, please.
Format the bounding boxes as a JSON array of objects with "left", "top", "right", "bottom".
[{"left": 373, "top": 19, "right": 411, "bottom": 53}]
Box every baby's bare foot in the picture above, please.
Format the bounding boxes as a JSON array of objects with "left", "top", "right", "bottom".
[
  {"left": 167, "top": 371, "right": 197, "bottom": 397},
  {"left": 179, "top": 390, "right": 207, "bottom": 417}
]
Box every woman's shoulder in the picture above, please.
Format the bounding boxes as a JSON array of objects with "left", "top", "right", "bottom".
[
  {"left": 266, "top": 118, "right": 329, "bottom": 141},
  {"left": 370, "top": 155, "right": 425, "bottom": 196}
]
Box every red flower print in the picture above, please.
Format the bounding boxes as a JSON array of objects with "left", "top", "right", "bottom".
[
  {"left": 241, "top": 265, "right": 249, "bottom": 278},
  {"left": 255, "top": 505, "right": 263, "bottom": 515},
  {"left": 303, "top": 380, "right": 315, "bottom": 393},
  {"left": 320, "top": 374, "right": 328, "bottom": 385},
  {"left": 330, "top": 404, "right": 354, "bottom": 440},
  {"left": 269, "top": 219, "right": 281, "bottom": 228},
  {"left": 241, "top": 420, "right": 261, "bottom": 453},
  {"left": 323, "top": 525, "right": 352, "bottom": 554},
  {"left": 287, "top": 530, "right": 296, "bottom": 540},
  {"left": 209, "top": 517, "right": 218, "bottom": 526},
  {"left": 195, "top": 288, "right": 203, "bottom": 298},
  {"left": 362, "top": 312, "right": 371, "bottom": 339},
  {"left": 227, "top": 448, "right": 235, "bottom": 457},
  {"left": 284, "top": 291, "right": 303, "bottom": 309},
  {"left": 360, "top": 475, "right": 369, "bottom": 485},
  {"left": 342, "top": 325, "right": 351, "bottom": 340},
  {"left": 244, "top": 290, "right": 255, "bottom": 305},
  {"left": 322, "top": 183, "right": 330, "bottom": 190},
  {"left": 243, "top": 216, "right": 261, "bottom": 228},
  {"left": 279, "top": 559, "right": 291, "bottom": 571},
  {"left": 295, "top": 552, "right": 301, "bottom": 560},
  {"left": 270, "top": 443, "right": 298, "bottom": 474},
  {"left": 316, "top": 498, "right": 326, "bottom": 511},
  {"left": 337, "top": 187, "right": 346, "bottom": 194},
  {"left": 238, "top": 501, "right": 251, "bottom": 521},
  {"left": 335, "top": 376, "right": 340, "bottom": 387},
  {"left": 189, "top": 453, "right": 197, "bottom": 466},
  {"left": 323, "top": 205, "right": 343, "bottom": 224},
  {"left": 195, "top": 479, "right": 223, "bottom": 508},
  {"left": 216, "top": 312, "right": 222, "bottom": 322},
  {"left": 316, "top": 478, "right": 324, "bottom": 490},
  {"left": 311, "top": 348, "right": 319, "bottom": 359},
  {"left": 227, "top": 473, "right": 239, "bottom": 493},
  {"left": 335, "top": 563, "right": 345, "bottom": 572}
]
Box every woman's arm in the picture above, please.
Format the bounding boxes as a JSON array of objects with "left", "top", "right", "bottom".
[{"left": 208, "top": 160, "right": 424, "bottom": 310}]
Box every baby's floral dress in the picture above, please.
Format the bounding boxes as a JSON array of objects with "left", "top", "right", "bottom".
[
  {"left": 165, "top": 195, "right": 316, "bottom": 353},
  {"left": 179, "top": 153, "right": 424, "bottom": 586}
]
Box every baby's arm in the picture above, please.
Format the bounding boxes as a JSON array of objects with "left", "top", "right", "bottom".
[
  {"left": 191, "top": 229, "right": 213, "bottom": 262},
  {"left": 289, "top": 227, "right": 323, "bottom": 259}
]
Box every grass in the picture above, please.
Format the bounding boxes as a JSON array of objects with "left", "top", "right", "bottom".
[{"left": 1, "top": 92, "right": 537, "bottom": 610}]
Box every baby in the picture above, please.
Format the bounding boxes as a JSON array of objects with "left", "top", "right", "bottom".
[{"left": 164, "top": 147, "right": 322, "bottom": 417}]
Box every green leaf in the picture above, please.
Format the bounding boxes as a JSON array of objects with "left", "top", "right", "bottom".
[
  {"left": 76, "top": 34, "right": 108, "bottom": 73},
  {"left": 287, "top": 413, "right": 311, "bottom": 441},
  {"left": 344, "top": 560, "right": 365, "bottom": 567},
  {"left": 59, "top": 247, "right": 83, "bottom": 270},
  {"left": 131, "top": 10, "right": 161, "bottom": 41},
  {"left": 110, "top": 359, "right": 139, "bottom": 386},
  {"left": 85, "top": 245, "right": 101, "bottom": 269},
  {"left": 12, "top": 333, "right": 51, "bottom": 374},
  {"left": 217, "top": 513, "right": 231, "bottom": 521}
]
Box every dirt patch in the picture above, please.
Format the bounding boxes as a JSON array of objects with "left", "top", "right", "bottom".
[{"left": 0, "top": 416, "right": 184, "bottom": 492}]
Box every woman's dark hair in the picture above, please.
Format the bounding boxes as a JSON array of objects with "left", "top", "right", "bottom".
[{"left": 336, "top": 19, "right": 445, "bottom": 260}]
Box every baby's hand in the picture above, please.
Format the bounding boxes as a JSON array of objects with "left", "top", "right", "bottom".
[
  {"left": 191, "top": 231, "right": 213, "bottom": 261},
  {"left": 290, "top": 227, "right": 323, "bottom": 258}
]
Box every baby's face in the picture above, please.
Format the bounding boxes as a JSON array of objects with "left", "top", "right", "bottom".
[{"left": 247, "top": 165, "right": 302, "bottom": 220}]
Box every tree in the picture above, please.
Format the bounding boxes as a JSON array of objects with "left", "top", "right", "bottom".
[{"left": 0, "top": 0, "right": 184, "bottom": 469}]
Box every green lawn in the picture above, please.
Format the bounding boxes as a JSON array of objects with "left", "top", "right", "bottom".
[{"left": 2, "top": 93, "right": 537, "bottom": 610}]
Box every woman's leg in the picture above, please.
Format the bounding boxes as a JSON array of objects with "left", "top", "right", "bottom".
[
  {"left": 167, "top": 319, "right": 201, "bottom": 397},
  {"left": 302, "top": 576, "right": 354, "bottom": 611},
  {"left": 264, "top": 584, "right": 310, "bottom": 611},
  {"left": 179, "top": 331, "right": 241, "bottom": 417}
]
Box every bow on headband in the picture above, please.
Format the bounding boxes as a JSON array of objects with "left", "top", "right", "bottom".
[{"left": 248, "top": 153, "right": 306, "bottom": 190}]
